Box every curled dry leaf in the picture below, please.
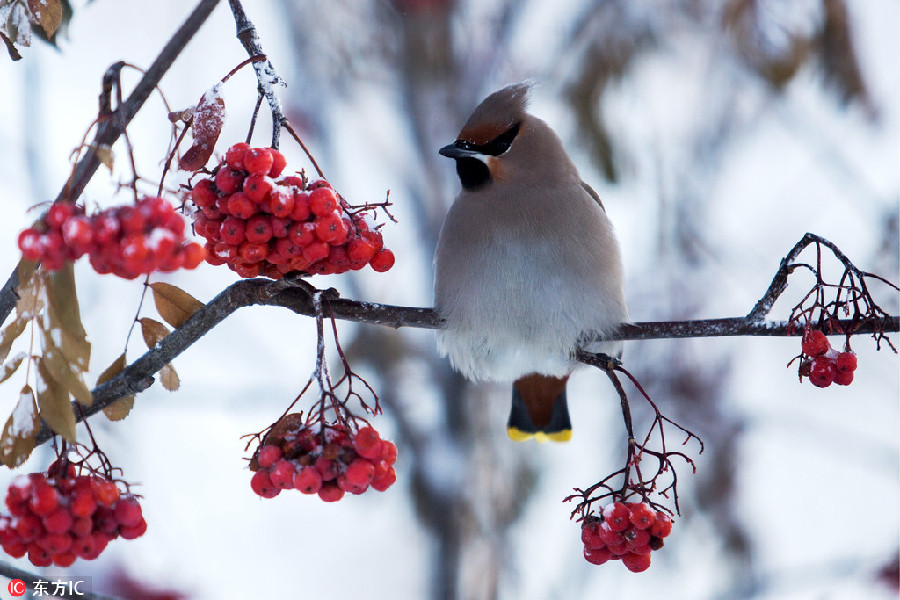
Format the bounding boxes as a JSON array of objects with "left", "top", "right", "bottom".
[
  {"left": 0, "top": 385, "right": 40, "bottom": 467},
  {"left": 150, "top": 282, "right": 205, "bottom": 329},
  {"left": 178, "top": 87, "right": 226, "bottom": 171},
  {"left": 97, "top": 352, "right": 135, "bottom": 421},
  {"left": 27, "top": 0, "right": 63, "bottom": 38},
  {"left": 139, "top": 317, "right": 171, "bottom": 349}
]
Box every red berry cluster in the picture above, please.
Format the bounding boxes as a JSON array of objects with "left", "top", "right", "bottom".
[
  {"left": 17, "top": 198, "right": 205, "bottom": 278},
  {"left": 0, "top": 466, "right": 146, "bottom": 568},
  {"left": 800, "top": 329, "right": 858, "bottom": 387},
  {"left": 580, "top": 501, "right": 672, "bottom": 573},
  {"left": 250, "top": 416, "right": 397, "bottom": 502},
  {"left": 189, "top": 143, "right": 395, "bottom": 279}
]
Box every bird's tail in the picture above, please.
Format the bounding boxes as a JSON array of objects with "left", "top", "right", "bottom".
[{"left": 507, "top": 374, "right": 571, "bottom": 443}]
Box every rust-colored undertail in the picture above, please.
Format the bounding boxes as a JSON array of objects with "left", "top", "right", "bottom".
[{"left": 508, "top": 373, "right": 572, "bottom": 443}]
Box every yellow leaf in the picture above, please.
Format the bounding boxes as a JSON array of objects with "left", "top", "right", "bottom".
[
  {"left": 0, "top": 352, "right": 27, "bottom": 384},
  {"left": 27, "top": 0, "right": 63, "bottom": 38},
  {"left": 96, "top": 144, "right": 114, "bottom": 173},
  {"left": 36, "top": 359, "right": 76, "bottom": 442},
  {"left": 150, "top": 282, "right": 205, "bottom": 329},
  {"left": 40, "top": 339, "right": 92, "bottom": 407},
  {"left": 160, "top": 363, "right": 179, "bottom": 392},
  {"left": 0, "top": 385, "right": 40, "bottom": 468},
  {"left": 46, "top": 263, "right": 90, "bottom": 370},
  {"left": 103, "top": 396, "right": 134, "bottom": 422},
  {"left": 139, "top": 317, "right": 171, "bottom": 349}
]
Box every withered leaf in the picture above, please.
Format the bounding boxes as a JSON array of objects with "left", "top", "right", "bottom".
[
  {"left": 0, "top": 317, "right": 28, "bottom": 364},
  {"left": 36, "top": 358, "right": 77, "bottom": 442},
  {"left": 103, "top": 396, "right": 134, "bottom": 422},
  {"left": 0, "top": 385, "right": 40, "bottom": 468},
  {"left": 46, "top": 263, "right": 90, "bottom": 370},
  {"left": 139, "top": 317, "right": 171, "bottom": 349},
  {"left": 0, "top": 352, "right": 27, "bottom": 384},
  {"left": 178, "top": 89, "right": 225, "bottom": 171},
  {"left": 1, "top": 31, "right": 23, "bottom": 61},
  {"left": 27, "top": 0, "right": 63, "bottom": 38},
  {"left": 159, "top": 363, "right": 179, "bottom": 392},
  {"left": 97, "top": 352, "right": 127, "bottom": 385},
  {"left": 40, "top": 337, "right": 92, "bottom": 407},
  {"left": 95, "top": 144, "right": 114, "bottom": 173},
  {"left": 150, "top": 282, "right": 205, "bottom": 329}
]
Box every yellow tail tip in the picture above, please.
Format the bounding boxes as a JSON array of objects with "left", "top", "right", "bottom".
[{"left": 507, "top": 427, "right": 572, "bottom": 443}]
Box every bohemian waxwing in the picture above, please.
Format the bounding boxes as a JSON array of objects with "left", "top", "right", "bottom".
[{"left": 433, "top": 82, "right": 629, "bottom": 442}]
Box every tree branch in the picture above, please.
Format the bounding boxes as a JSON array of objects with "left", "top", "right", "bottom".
[{"left": 31, "top": 273, "right": 898, "bottom": 446}]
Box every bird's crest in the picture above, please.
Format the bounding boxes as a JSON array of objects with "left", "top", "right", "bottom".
[{"left": 458, "top": 82, "right": 532, "bottom": 145}]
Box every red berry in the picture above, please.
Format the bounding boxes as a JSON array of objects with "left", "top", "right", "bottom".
[
  {"left": 18, "top": 228, "right": 43, "bottom": 261},
  {"left": 584, "top": 546, "right": 613, "bottom": 566},
  {"left": 225, "top": 142, "right": 250, "bottom": 170},
  {"left": 302, "top": 240, "right": 330, "bottom": 264},
  {"left": 369, "top": 248, "right": 395, "bottom": 272},
  {"left": 802, "top": 329, "right": 830, "bottom": 357},
  {"left": 53, "top": 550, "right": 77, "bottom": 567},
  {"left": 215, "top": 167, "right": 244, "bottom": 195},
  {"left": 315, "top": 457, "right": 339, "bottom": 481},
  {"left": 29, "top": 483, "right": 59, "bottom": 516},
  {"left": 293, "top": 467, "right": 323, "bottom": 495},
  {"left": 624, "top": 527, "right": 651, "bottom": 549},
  {"left": 346, "top": 238, "right": 376, "bottom": 263},
  {"left": 46, "top": 203, "right": 75, "bottom": 229},
  {"left": 834, "top": 370, "right": 854, "bottom": 386},
  {"left": 622, "top": 552, "right": 652, "bottom": 573},
  {"left": 370, "top": 467, "right": 396, "bottom": 492},
  {"left": 244, "top": 148, "right": 274, "bottom": 177},
  {"left": 233, "top": 261, "right": 260, "bottom": 278},
  {"left": 836, "top": 351, "right": 857, "bottom": 373},
  {"left": 317, "top": 483, "right": 345, "bottom": 502},
  {"left": 268, "top": 189, "right": 295, "bottom": 218},
  {"left": 239, "top": 242, "right": 269, "bottom": 264},
  {"left": 61, "top": 216, "right": 93, "bottom": 254},
  {"left": 113, "top": 496, "right": 143, "bottom": 527},
  {"left": 182, "top": 242, "right": 207, "bottom": 269},
  {"left": 581, "top": 520, "right": 605, "bottom": 550},
  {"left": 42, "top": 508, "right": 73, "bottom": 535},
  {"left": 256, "top": 445, "right": 282, "bottom": 469},
  {"left": 227, "top": 192, "right": 256, "bottom": 219},
  {"left": 269, "top": 460, "right": 296, "bottom": 490},
  {"left": 353, "top": 427, "right": 383, "bottom": 460},
  {"left": 809, "top": 356, "right": 836, "bottom": 388},
  {"left": 268, "top": 149, "right": 287, "bottom": 177},
  {"left": 250, "top": 470, "right": 280, "bottom": 498},
  {"left": 93, "top": 480, "right": 120, "bottom": 507},
  {"left": 15, "top": 515, "right": 43, "bottom": 542},
  {"left": 219, "top": 217, "right": 246, "bottom": 245},
  {"left": 191, "top": 178, "right": 218, "bottom": 208},
  {"left": 598, "top": 523, "right": 624, "bottom": 547},
  {"left": 309, "top": 187, "right": 338, "bottom": 217},
  {"left": 289, "top": 222, "right": 316, "bottom": 247},
  {"left": 290, "top": 191, "right": 311, "bottom": 221},
  {"left": 314, "top": 213, "right": 348, "bottom": 243},
  {"left": 344, "top": 458, "right": 375, "bottom": 488},
  {"left": 628, "top": 502, "right": 657, "bottom": 530},
  {"left": 118, "top": 517, "right": 147, "bottom": 540},
  {"left": 243, "top": 175, "right": 273, "bottom": 204},
  {"left": 28, "top": 544, "right": 53, "bottom": 567},
  {"left": 602, "top": 502, "right": 631, "bottom": 532},
  {"left": 650, "top": 512, "right": 672, "bottom": 538},
  {"left": 380, "top": 440, "right": 398, "bottom": 465}
]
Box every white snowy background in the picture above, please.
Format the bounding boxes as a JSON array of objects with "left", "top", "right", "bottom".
[{"left": 0, "top": 1, "right": 897, "bottom": 599}]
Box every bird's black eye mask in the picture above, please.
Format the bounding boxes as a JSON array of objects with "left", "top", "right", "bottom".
[{"left": 455, "top": 122, "right": 521, "bottom": 156}]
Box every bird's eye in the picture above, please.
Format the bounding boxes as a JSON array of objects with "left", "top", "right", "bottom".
[{"left": 482, "top": 122, "right": 520, "bottom": 156}]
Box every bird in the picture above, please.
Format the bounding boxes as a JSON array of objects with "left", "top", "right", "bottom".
[{"left": 433, "top": 82, "right": 629, "bottom": 443}]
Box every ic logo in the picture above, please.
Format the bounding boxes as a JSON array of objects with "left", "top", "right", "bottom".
[{"left": 7, "top": 579, "right": 26, "bottom": 597}]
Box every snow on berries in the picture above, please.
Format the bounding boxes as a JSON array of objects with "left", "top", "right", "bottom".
[
  {"left": 797, "top": 328, "right": 858, "bottom": 388},
  {"left": 0, "top": 463, "right": 146, "bottom": 567},
  {"left": 580, "top": 501, "right": 672, "bottom": 572},
  {"left": 17, "top": 197, "right": 205, "bottom": 278},
  {"left": 249, "top": 414, "right": 397, "bottom": 502},
  {"left": 188, "top": 143, "right": 395, "bottom": 279}
]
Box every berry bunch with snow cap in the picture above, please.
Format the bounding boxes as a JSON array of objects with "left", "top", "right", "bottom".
[
  {"left": 249, "top": 414, "right": 397, "bottom": 502},
  {"left": 797, "top": 328, "right": 858, "bottom": 387},
  {"left": 188, "top": 143, "right": 395, "bottom": 279},
  {"left": 17, "top": 197, "right": 205, "bottom": 278}
]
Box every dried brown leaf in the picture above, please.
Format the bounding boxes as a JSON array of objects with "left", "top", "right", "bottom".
[
  {"left": 0, "top": 318, "right": 28, "bottom": 364},
  {"left": 0, "top": 385, "right": 39, "bottom": 467},
  {"left": 1, "top": 31, "right": 23, "bottom": 61},
  {"left": 159, "top": 363, "right": 179, "bottom": 392},
  {"left": 0, "top": 352, "right": 27, "bottom": 384},
  {"left": 139, "top": 317, "right": 171, "bottom": 349},
  {"left": 103, "top": 396, "right": 134, "bottom": 422},
  {"left": 95, "top": 144, "right": 114, "bottom": 173},
  {"left": 41, "top": 340, "right": 92, "bottom": 407},
  {"left": 46, "top": 263, "right": 90, "bottom": 370},
  {"left": 178, "top": 90, "right": 225, "bottom": 171},
  {"left": 150, "top": 282, "right": 204, "bottom": 329},
  {"left": 27, "top": 0, "right": 63, "bottom": 38},
  {"left": 36, "top": 358, "right": 76, "bottom": 442},
  {"left": 97, "top": 352, "right": 127, "bottom": 385}
]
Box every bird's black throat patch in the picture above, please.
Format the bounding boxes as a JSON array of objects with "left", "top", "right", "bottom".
[{"left": 455, "top": 157, "right": 491, "bottom": 191}]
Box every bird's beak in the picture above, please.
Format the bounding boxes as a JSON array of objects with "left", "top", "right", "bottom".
[{"left": 439, "top": 142, "right": 482, "bottom": 159}]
